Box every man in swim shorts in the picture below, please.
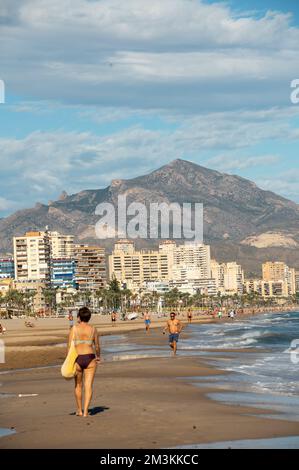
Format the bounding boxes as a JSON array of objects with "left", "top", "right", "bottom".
[
  {"left": 163, "top": 312, "right": 183, "bottom": 356},
  {"left": 144, "top": 312, "right": 151, "bottom": 333},
  {"left": 111, "top": 311, "right": 117, "bottom": 326}
]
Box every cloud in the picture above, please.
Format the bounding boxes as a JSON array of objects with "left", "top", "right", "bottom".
[
  {"left": 0, "top": 104, "right": 298, "bottom": 215},
  {"left": 1, "top": 0, "right": 299, "bottom": 111},
  {"left": 256, "top": 169, "right": 299, "bottom": 201},
  {"left": 0, "top": 197, "right": 19, "bottom": 212},
  {"left": 206, "top": 154, "right": 280, "bottom": 172}
]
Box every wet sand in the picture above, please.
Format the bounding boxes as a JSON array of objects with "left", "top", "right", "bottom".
[
  {"left": 0, "top": 315, "right": 211, "bottom": 370},
  {"left": 1, "top": 353, "right": 299, "bottom": 449}
]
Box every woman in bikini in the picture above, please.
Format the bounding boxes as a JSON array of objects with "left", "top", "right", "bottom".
[{"left": 67, "top": 306, "right": 100, "bottom": 417}]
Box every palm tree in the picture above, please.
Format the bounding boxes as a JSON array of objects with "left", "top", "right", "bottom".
[{"left": 42, "top": 287, "right": 57, "bottom": 314}]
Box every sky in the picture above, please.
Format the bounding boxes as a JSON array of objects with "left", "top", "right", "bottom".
[{"left": 0, "top": 0, "right": 299, "bottom": 216}]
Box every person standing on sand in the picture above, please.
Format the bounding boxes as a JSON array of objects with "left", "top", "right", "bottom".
[
  {"left": 111, "top": 311, "right": 117, "bottom": 326},
  {"left": 163, "top": 312, "right": 183, "bottom": 356},
  {"left": 67, "top": 307, "right": 100, "bottom": 417},
  {"left": 187, "top": 309, "right": 192, "bottom": 324},
  {"left": 144, "top": 311, "right": 151, "bottom": 333}
]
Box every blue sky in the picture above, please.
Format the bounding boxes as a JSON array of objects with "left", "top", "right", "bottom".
[{"left": 0, "top": 0, "right": 299, "bottom": 216}]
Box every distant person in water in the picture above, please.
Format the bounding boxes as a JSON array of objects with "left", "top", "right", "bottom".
[
  {"left": 187, "top": 309, "right": 192, "bottom": 324},
  {"left": 68, "top": 307, "right": 100, "bottom": 417},
  {"left": 111, "top": 311, "right": 117, "bottom": 326},
  {"left": 144, "top": 312, "right": 151, "bottom": 333},
  {"left": 163, "top": 312, "right": 183, "bottom": 356}
]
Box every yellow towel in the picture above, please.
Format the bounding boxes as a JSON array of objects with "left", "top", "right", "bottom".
[{"left": 61, "top": 341, "right": 78, "bottom": 379}]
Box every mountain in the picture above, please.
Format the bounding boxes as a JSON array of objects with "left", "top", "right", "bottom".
[{"left": 1, "top": 159, "right": 299, "bottom": 275}]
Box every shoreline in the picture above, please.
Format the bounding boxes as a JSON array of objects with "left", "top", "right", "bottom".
[{"left": 1, "top": 306, "right": 297, "bottom": 371}]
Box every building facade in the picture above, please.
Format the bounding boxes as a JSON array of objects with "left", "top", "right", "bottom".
[
  {"left": 48, "top": 231, "right": 74, "bottom": 259},
  {"left": 51, "top": 258, "right": 76, "bottom": 289},
  {"left": 13, "top": 231, "right": 51, "bottom": 283},
  {"left": 0, "top": 257, "right": 14, "bottom": 278},
  {"left": 262, "top": 262, "right": 296, "bottom": 296},
  {"left": 109, "top": 240, "right": 170, "bottom": 290},
  {"left": 245, "top": 279, "right": 289, "bottom": 298},
  {"left": 74, "top": 244, "right": 107, "bottom": 291},
  {"left": 13, "top": 279, "right": 47, "bottom": 313},
  {"left": 211, "top": 260, "right": 244, "bottom": 295}
]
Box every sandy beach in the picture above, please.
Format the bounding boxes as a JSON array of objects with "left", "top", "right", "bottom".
[
  {"left": 1, "top": 313, "right": 299, "bottom": 449},
  {"left": 0, "top": 315, "right": 212, "bottom": 370}
]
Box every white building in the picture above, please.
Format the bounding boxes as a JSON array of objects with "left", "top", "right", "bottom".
[
  {"left": 211, "top": 260, "right": 244, "bottom": 295},
  {"left": 48, "top": 231, "right": 74, "bottom": 258},
  {"left": 13, "top": 231, "right": 51, "bottom": 282}
]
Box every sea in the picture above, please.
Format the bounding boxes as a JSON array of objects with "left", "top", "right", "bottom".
[{"left": 102, "top": 310, "right": 299, "bottom": 438}]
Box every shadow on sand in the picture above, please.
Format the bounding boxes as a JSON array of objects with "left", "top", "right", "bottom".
[{"left": 69, "top": 406, "right": 110, "bottom": 416}]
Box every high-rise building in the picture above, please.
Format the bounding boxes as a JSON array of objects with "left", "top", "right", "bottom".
[
  {"left": 51, "top": 258, "right": 76, "bottom": 289},
  {"left": 262, "top": 262, "right": 288, "bottom": 282},
  {"left": 0, "top": 257, "right": 14, "bottom": 278},
  {"left": 109, "top": 240, "right": 212, "bottom": 290},
  {"left": 109, "top": 240, "right": 170, "bottom": 290},
  {"left": 13, "top": 230, "right": 76, "bottom": 287},
  {"left": 13, "top": 231, "right": 51, "bottom": 283},
  {"left": 262, "top": 262, "right": 296, "bottom": 295},
  {"left": 159, "top": 241, "right": 211, "bottom": 282},
  {"left": 295, "top": 271, "right": 299, "bottom": 293},
  {"left": 48, "top": 231, "right": 74, "bottom": 258},
  {"left": 211, "top": 260, "right": 244, "bottom": 295},
  {"left": 74, "top": 244, "right": 107, "bottom": 291}
]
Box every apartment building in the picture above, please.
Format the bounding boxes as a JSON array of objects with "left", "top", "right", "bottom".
[
  {"left": 245, "top": 279, "right": 289, "bottom": 298},
  {"left": 0, "top": 257, "right": 14, "bottom": 278},
  {"left": 109, "top": 240, "right": 212, "bottom": 291},
  {"left": 13, "top": 231, "right": 51, "bottom": 283},
  {"left": 159, "top": 241, "right": 211, "bottom": 281},
  {"left": 51, "top": 258, "right": 76, "bottom": 289},
  {"left": 74, "top": 244, "right": 107, "bottom": 291},
  {"left": 262, "top": 262, "right": 296, "bottom": 295},
  {"left": 48, "top": 231, "right": 74, "bottom": 258},
  {"left": 211, "top": 260, "right": 244, "bottom": 295},
  {"left": 109, "top": 240, "right": 170, "bottom": 290}
]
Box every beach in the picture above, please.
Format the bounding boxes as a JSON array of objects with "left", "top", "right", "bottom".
[{"left": 1, "top": 312, "right": 299, "bottom": 449}]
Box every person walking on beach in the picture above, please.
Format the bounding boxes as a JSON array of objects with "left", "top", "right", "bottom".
[
  {"left": 187, "top": 309, "right": 192, "bottom": 324},
  {"left": 68, "top": 311, "right": 74, "bottom": 329},
  {"left": 111, "top": 311, "right": 117, "bottom": 326},
  {"left": 163, "top": 312, "right": 183, "bottom": 356},
  {"left": 68, "top": 307, "right": 100, "bottom": 417},
  {"left": 144, "top": 311, "right": 151, "bottom": 333}
]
